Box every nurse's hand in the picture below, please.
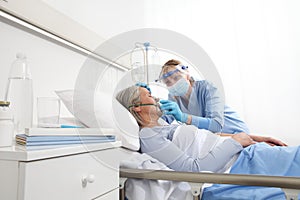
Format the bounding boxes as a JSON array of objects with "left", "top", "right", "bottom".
[
  {"left": 159, "top": 100, "right": 188, "bottom": 123},
  {"left": 136, "top": 82, "right": 151, "bottom": 93}
]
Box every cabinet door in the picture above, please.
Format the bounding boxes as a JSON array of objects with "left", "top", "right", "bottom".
[
  {"left": 18, "top": 148, "right": 119, "bottom": 200},
  {"left": 0, "top": 160, "right": 19, "bottom": 200}
]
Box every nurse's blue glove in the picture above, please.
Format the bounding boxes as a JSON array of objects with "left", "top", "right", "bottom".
[
  {"left": 136, "top": 82, "right": 151, "bottom": 93},
  {"left": 159, "top": 99, "right": 188, "bottom": 123}
]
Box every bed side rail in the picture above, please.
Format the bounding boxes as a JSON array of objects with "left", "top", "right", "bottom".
[{"left": 119, "top": 168, "right": 300, "bottom": 200}]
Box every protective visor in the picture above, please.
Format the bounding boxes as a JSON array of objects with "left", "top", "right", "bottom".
[{"left": 155, "top": 65, "right": 188, "bottom": 84}]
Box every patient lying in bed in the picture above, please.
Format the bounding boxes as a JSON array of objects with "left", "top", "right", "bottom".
[{"left": 116, "top": 85, "right": 300, "bottom": 199}]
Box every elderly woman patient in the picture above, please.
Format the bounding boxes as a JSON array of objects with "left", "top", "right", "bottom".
[{"left": 116, "top": 85, "right": 300, "bottom": 199}]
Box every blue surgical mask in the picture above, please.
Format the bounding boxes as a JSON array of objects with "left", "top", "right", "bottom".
[{"left": 168, "top": 78, "right": 189, "bottom": 96}]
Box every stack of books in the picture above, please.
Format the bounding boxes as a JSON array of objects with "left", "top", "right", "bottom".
[{"left": 15, "top": 128, "right": 116, "bottom": 150}]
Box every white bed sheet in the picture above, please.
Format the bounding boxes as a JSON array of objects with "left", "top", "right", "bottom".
[
  {"left": 118, "top": 125, "right": 235, "bottom": 200},
  {"left": 120, "top": 151, "right": 194, "bottom": 200}
]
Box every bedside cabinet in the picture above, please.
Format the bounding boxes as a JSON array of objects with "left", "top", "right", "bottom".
[{"left": 0, "top": 141, "right": 121, "bottom": 200}]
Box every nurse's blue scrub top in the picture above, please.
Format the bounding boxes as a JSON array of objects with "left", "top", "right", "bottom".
[{"left": 164, "top": 80, "right": 249, "bottom": 134}]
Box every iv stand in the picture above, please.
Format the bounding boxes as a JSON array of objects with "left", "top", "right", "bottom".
[{"left": 144, "top": 42, "right": 150, "bottom": 85}]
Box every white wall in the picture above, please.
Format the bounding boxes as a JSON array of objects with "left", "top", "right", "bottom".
[
  {"left": 142, "top": 0, "right": 300, "bottom": 145},
  {"left": 1, "top": 0, "right": 299, "bottom": 145},
  {"left": 234, "top": 1, "right": 300, "bottom": 144},
  {"left": 0, "top": 0, "right": 147, "bottom": 126},
  {"left": 43, "top": 0, "right": 147, "bottom": 39},
  {"left": 0, "top": 19, "right": 85, "bottom": 123}
]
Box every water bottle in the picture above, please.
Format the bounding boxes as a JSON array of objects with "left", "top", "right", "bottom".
[
  {"left": 0, "top": 101, "right": 14, "bottom": 147},
  {"left": 5, "top": 53, "right": 33, "bottom": 134}
]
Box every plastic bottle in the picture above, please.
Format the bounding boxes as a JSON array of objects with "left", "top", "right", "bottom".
[
  {"left": 4, "top": 53, "right": 33, "bottom": 134},
  {"left": 0, "top": 101, "right": 14, "bottom": 147}
]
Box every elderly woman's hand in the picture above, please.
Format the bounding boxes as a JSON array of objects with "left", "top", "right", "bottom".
[
  {"left": 231, "top": 132, "right": 256, "bottom": 147},
  {"left": 249, "top": 135, "right": 288, "bottom": 146}
]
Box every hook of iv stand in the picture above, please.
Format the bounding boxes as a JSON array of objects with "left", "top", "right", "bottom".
[
  {"left": 134, "top": 42, "right": 157, "bottom": 52},
  {"left": 143, "top": 42, "right": 150, "bottom": 51}
]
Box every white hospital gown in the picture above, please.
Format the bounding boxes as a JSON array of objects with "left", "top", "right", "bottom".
[{"left": 139, "top": 124, "right": 243, "bottom": 172}]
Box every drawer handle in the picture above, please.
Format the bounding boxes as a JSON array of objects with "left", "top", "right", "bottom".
[{"left": 82, "top": 174, "right": 95, "bottom": 187}]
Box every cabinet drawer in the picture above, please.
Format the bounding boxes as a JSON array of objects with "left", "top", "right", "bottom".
[
  {"left": 18, "top": 148, "right": 119, "bottom": 200},
  {"left": 94, "top": 188, "right": 119, "bottom": 200}
]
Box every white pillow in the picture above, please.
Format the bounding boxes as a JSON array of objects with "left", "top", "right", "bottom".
[
  {"left": 111, "top": 98, "right": 139, "bottom": 151},
  {"left": 55, "top": 89, "right": 140, "bottom": 151},
  {"left": 55, "top": 89, "right": 114, "bottom": 128}
]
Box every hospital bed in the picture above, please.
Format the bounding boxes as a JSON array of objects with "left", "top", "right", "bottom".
[
  {"left": 116, "top": 131, "right": 300, "bottom": 200},
  {"left": 117, "top": 137, "right": 300, "bottom": 199},
  {"left": 119, "top": 168, "right": 300, "bottom": 200},
  {"left": 115, "top": 95, "right": 299, "bottom": 200},
  {"left": 55, "top": 89, "right": 300, "bottom": 200}
]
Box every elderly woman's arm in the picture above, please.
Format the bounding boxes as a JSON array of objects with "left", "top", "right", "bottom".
[
  {"left": 249, "top": 135, "right": 287, "bottom": 146},
  {"left": 218, "top": 133, "right": 287, "bottom": 146},
  {"left": 140, "top": 128, "right": 246, "bottom": 173}
]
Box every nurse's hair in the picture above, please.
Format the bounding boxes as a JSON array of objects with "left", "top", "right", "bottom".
[
  {"left": 115, "top": 85, "right": 143, "bottom": 126},
  {"left": 160, "top": 59, "right": 194, "bottom": 85}
]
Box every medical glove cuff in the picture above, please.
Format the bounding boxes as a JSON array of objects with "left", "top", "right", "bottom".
[
  {"left": 191, "top": 116, "right": 210, "bottom": 130},
  {"left": 181, "top": 113, "right": 188, "bottom": 123}
]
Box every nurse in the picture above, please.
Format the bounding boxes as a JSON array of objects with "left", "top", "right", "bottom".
[{"left": 158, "top": 59, "right": 249, "bottom": 134}]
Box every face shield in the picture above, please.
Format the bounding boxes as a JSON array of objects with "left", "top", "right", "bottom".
[
  {"left": 156, "top": 65, "right": 188, "bottom": 86},
  {"left": 156, "top": 65, "right": 190, "bottom": 96}
]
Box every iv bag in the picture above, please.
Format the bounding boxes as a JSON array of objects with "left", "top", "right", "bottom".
[{"left": 131, "top": 62, "right": 145, "bottom": 83}]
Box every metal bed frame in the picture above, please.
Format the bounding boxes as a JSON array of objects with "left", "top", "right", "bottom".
[{"left": 119, "top": 168, "right": 300, "bottom": 200}]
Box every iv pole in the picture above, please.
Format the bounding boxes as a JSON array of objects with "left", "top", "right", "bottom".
[{"left": 144, "top": 42, "right": 150, "bottom": 85}]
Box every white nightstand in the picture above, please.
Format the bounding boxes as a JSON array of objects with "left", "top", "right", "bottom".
[{"left": 0, "top": 141, "right": 121, "bottom": 200}]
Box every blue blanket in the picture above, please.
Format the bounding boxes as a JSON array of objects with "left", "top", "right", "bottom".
[{"left": 202, "top": 143, "right": 300, "bottom": 200}]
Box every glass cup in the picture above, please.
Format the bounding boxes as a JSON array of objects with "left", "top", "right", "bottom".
[{"left": 37, "top": 97, "right": 60, "bottom": 127}]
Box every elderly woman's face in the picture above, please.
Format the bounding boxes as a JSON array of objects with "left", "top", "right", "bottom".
[
  {"left": 136, "top": 87, "right": 163, "bottom": 118},
  {"left": 139, "top": 87, "right": 156, "bottom": 104}
]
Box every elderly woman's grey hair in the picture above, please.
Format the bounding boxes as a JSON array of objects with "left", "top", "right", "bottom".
[{"left": 115, "top": 85, "right": 144, "bottom": 126}]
